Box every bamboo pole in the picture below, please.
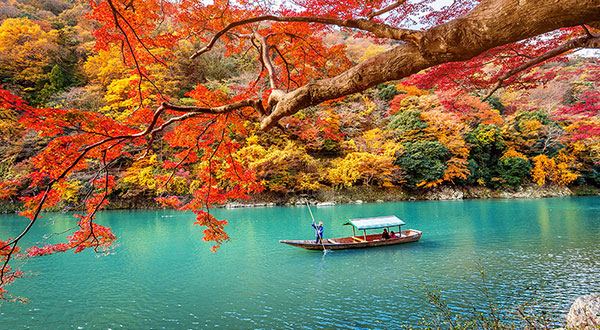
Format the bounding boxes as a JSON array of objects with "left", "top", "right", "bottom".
[{"left": 305, "top": 200, "right": 327, "bottom": 252}]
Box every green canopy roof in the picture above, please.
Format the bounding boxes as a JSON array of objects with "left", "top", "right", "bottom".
[{"left": 343, "top": 216, "right": 406, "bottom": 230}]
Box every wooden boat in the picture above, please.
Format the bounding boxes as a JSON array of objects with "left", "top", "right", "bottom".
[{"left": 280, "top": 215, "right": 422, "bottom": 251}]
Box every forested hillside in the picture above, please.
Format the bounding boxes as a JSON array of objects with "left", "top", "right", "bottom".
[{"left": 1, "top": 0, "right": 598, "bottom": 213}]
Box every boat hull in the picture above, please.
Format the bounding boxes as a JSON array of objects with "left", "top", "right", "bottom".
[{"left": 280, "top": 230, "right": 422, "bottom": 251}]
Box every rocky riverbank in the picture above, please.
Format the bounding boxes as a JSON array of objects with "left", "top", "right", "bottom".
[
  {"left": 1, "top": 184, "right": 599, "bottom": 213},
  {"left": 222, "top": 184, "right": 598, "bottom": 209}
]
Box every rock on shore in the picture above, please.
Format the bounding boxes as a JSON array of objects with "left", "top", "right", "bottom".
[
  {"left": 565, "top": 294, "right": 600, "bottom": 329},
  {"left": 423, "top": 184, "right": 572, "bottom": 200},
  {"left": 555, "top": 294, "right": 600, "bottom": 330}
]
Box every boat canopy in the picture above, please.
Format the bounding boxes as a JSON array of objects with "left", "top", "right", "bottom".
[{"left": 343, "top": 216, "right": 406, "bottom": 230}]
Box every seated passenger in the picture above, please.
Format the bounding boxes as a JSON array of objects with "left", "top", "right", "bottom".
[
  {"left": 390, "top": 231, "right": 396, "bottom": 238},
  {"left": 382, "top": 229, "right": 390, "bottom": 240}
]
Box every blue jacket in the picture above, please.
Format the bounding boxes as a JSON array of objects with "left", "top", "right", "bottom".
[{"left": 312, "top": 220, "right": 324, "bottom": 238}]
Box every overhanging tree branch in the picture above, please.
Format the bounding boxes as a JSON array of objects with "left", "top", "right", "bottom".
[
  {"left": 160, "top": 99, "right": 264, "bottom": 116},
  {"left": 256, "top": 0, "right": 600, "bottom": 130},
  {"left": 190, "top": 15, "right": 422, "bottom": 59},
  {"left": 185, "top": 0, "right": 600, "bottom": 132},
  {"left": 184, "top": 0, "right": 600, "bottom": 131},
  {"left": 483, "top": 33, "right": 600, "bottom": 101},
  {"left": 0, "top": 97, "right": 261, "bottom": 285},
  {"left": 367, "top": 0, "right": 408, "bottom": 20}
]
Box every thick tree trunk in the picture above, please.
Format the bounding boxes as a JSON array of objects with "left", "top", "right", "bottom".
[{"left": 260, "top": 0, "right": 600, "bottom": 130}]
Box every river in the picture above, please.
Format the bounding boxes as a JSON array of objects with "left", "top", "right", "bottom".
[{"left": 1, "top": 197, "right": 599, "bottom": 329}]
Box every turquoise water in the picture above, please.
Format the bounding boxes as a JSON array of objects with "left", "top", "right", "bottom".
[{"left": 1, "top": 197, "right": 599, "bottom": 329}]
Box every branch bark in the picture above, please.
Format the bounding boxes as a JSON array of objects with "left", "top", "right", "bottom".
[
  {"left": 253, "top": 32, "right": 277, "bottom": 90},
  {"left": 161, "top": 100, "right": 265, "bottom": 116}
]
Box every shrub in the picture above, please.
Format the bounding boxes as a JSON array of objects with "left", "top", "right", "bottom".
[
  {"left": 497, "top": 156, "right": 532, "bottom": 187},
  {"left": 388, "top": 110, "right": 428, "bottom": 133},
  {"left": 395, "top": 141, "right": 450, "bottom": 188},
  {"left": 377, "top": 83, "right": 400, "bottom": 102}
]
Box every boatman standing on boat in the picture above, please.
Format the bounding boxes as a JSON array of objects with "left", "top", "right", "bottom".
[{"left": 312, "top": 220, "right": 324, "bottom": 243}]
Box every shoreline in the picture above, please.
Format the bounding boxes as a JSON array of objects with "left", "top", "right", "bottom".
[
  {"left": 2, "top": 184, "right": 598, "bottom": 213},
  {"left": 222, "top": 184, "right": 598, "bottom": 208}
]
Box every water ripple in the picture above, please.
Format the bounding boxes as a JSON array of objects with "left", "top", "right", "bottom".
[{"left": 0, "top": 198, "right": 599, "bottom": 329}]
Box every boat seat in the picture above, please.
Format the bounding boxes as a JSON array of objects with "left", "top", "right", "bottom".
[
  {"left": 353, "top": 237, "right": 366, "bottom": 243},
  {"left": 327, "top": 239, "right": 341, "bottom": 244}
]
